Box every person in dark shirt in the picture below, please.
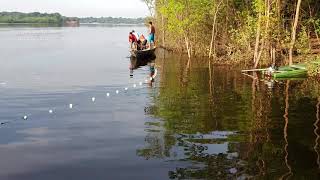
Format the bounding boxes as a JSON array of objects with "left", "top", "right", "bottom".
[{"left": 137, "top": 34, "right": 147, "bottom": 50}]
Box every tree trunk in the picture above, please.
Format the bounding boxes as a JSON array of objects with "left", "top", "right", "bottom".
[
  {"left": 209, "top": 22, "right": 216, "bottom": 59},
  {"left": 254, "top": 0, "right": 271, "bottom": 68},
  {"left": 253, "top": 13, "right": 262, "bottom": 66},
  {"left": 184, "top": 35, "right": 191, "bottom": 59},
  {"left": 272, "top": 47, "right": 276, "bottom": 66},
  {"left": 209, "top": 1, "right": 223, "bottom": 58},
  {"left": 161, "top": 15, "right": 165, "bottom": 47},
  {"left": 289, "top": 0, "right": 302, "bottom": 66}
]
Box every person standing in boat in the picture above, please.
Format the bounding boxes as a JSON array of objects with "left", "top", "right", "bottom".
[{"left": 147, "top": 21, "right": 155, "bottom": 48}]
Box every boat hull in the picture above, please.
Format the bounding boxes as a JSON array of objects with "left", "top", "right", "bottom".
[
  {"left": 270, "top": 63, "right": 308, "bottom": 78},
  {"left": 272, "top": 69, "right": 308, "bottom": 78},
  {"left": 130, "top": 47, "right": 156, "bottom": 60}
]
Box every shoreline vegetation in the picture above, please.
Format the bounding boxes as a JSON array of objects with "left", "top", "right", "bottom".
[
  {"left": 0, "top": 12, "right": 145, "bottom": 26},
  {"left": 142, "top": 0, "right": 320, "bottom": 75}
]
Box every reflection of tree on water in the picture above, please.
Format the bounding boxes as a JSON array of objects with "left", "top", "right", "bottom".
[
  {"left": 280, "top": 80, "right": 293, "bottom": 179},
  {"left": 137, "top": 130, "right": 249, "bottom": 179},
  {"left": 137, "top": 54, "right": 320, "bottom": 179},
  {"left": 249, "top": 72, "right": 266, "bottom": 176},
  {"left": 245, "top": 71, "right": 275, "bottom": 178},
  {"left": 137, "top": 57, "right": 253, "bottom": 179},
  {"left": 314, "top": 97, "right": 320, "bottom": 168},
  {"left": 136, "top": 127, "right": 175, "bottom": 160}
]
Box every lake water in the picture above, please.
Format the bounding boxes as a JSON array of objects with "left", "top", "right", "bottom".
[{"left": 0, "top": 25, "right": 320, "bottom": 179}]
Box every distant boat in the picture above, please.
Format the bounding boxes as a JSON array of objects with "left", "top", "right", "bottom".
[
  {"left": 64, "top": 18, "right": 80, "bottom": 27},
  {"left": 130, "top": 47, "right": 156, "bottom": 59}
]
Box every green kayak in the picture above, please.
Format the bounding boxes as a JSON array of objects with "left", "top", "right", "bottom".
[
  {"left": 271, "top": 63, "right": 308, "bottom": 78},
  {"left": 272, "top": 69, "right": 308, "bottom": 78}
]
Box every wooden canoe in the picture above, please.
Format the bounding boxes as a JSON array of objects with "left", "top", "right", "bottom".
[{"left": 130, "top": 47, "right": 156, "bottom": 59}]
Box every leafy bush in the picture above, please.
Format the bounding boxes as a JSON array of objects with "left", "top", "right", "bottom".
[
  {"left": 296, "top": 26, "right": 310, "bottom": 54},
  {"left": 306, "top": 56, "right": 320, "bottom": 77}
]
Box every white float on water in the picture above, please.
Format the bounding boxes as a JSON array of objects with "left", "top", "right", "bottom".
[
  {"left": 139, "top": 82, "right": 143, "bottom": 86},
  {"left": 133, "top": 84, "right": 137, "bottom": 88},
  {"left": 23, "top": 115, "right": 28, "bottom": 120},
  {"left": 92, "top": 97, "right": 96, "bottom": 102},
  {"left": 106, "top": 93, "right": 110, "bottom": 97},
  {"left": 116, "top": 90, "right": 119, "bottom": 94},
  {"left": 69, "top": 104, "right": 73, "bottom": 109},
  {"left": 49, "top": 110, "right": 53, "bottom": 114},
  {"left": 124, "top": 87, "right": 128, "bottom": 91}
]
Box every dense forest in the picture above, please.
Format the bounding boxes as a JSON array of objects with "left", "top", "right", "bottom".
[{"left": 143, "top": 0, "right": 320, "bottom": 67}]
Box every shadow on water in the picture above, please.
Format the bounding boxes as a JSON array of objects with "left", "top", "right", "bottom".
[{"left": 137, "top": 51, "right": 320, "bottom": 179}]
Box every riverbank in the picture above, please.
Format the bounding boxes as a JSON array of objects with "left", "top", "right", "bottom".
[
  {"left": 150, "top": 0, "right": 320, "bottom": 70},
  {"left": 160, "top": 43, "right": 320, "bottom": 73}
]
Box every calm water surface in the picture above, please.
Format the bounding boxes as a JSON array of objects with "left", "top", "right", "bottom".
[{"left": 0, "top": 25, "right": 320, "bottom": 179}]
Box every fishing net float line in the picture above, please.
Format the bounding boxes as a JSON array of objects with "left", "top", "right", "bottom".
[
  {"left": 0, "top": 73, "right": 158, "bottom": 127},
  {"left": 3, "top": 80, "right": 147, "bottom": 125}
]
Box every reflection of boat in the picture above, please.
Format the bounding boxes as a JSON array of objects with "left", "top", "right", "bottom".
[
  {"left": 130, "top": 47, "right": 157, "bottom": 59},
  {"left": 130, "top": 54, "right": 156, "bottom": 70},
  {"left": 129, "top": 56, "right": 157, "bottom": 86}
]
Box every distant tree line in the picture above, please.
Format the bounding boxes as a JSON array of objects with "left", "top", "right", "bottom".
[
  {"left": 0, "top": 12, "right": 144, "bottom": 25},
  {"left": 79, "top": 17, "right": 145, "bottom": 24},
  {"left": 0, "top": 12, "right": 65, "bottom": 24}
]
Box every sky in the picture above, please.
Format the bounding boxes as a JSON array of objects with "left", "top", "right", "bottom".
[{"left": 0, "top": 0, "right": 149, "bottom": 18}]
